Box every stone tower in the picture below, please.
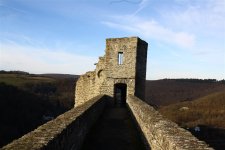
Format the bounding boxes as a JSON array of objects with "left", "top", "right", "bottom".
[{"left": 75, "top": 37, "right": 148, "bottom": 107}]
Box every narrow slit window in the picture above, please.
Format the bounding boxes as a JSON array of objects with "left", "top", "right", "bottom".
[{"left": 118, "top": 52, "right": 123, "bottom": 65}]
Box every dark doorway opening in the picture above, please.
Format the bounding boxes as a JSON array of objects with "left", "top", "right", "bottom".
[{"left": 114, "top": 83, "right": 127, "bottom": 107}]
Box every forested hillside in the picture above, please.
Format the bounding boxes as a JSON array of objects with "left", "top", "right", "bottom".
[
  {"left": 145, "top": 79, "right": 225, "bottom": 107},
  {"left": 0, "top": 71, "right": 78, "bottom": 147},
  {"left": 159, "top": 91, "right": 225, "bottom": 128},
  {"left": 159, "top": 91, "right": 225, "bottom": 149},
  {"left": 1, "top": 71, "right": 224, "bottom": 148}
]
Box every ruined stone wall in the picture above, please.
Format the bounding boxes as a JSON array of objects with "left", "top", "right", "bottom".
[
  {"left": 75, "top": 56, "right": 107, "bottom": 107},
  {"left": 75, "top": 37, "right": 148, "bottom": 107},
  {"left": 75, "top": 71, "right": 96, "bottom": 107},
  {"left": 2, "top": 95, "right": 107, "bottom": 150},
  {"left": 95, "top": 56, "right": 107, "bottom": 96},
  {"left": 127, "top": 95, "right": 213, "bottom": 150}
]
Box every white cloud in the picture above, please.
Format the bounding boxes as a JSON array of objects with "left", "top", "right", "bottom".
[
  {"left": 102, "top": 16, "right": 195, "bottom": 48},
  {"left": 102, "top": 0, "right": 224, "bottom": 62},
  {"left": 0, "top": 43, "right": 97, "bottom": 75},
  {"left": 161, "top": 0, "right": 225, "bottom": 35}
]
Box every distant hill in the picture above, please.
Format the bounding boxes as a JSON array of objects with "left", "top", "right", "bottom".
[
  {"left": 145, "top": 79, "right": 225, "bottom": 107},
  {"left": 1, "top": 71, "right": 224, "bottom": 148},
  {"left": 0, "top": 70, "right": 29, "bottom": 75},
  {"left": 40, "top": 73, "right": 79, "bottom": 79},
  {"left": 159, "top": 91, "right": 225, "bottom": 128},
  {"left": 158, "top": 91, "right": 225, "bottom": 150}
]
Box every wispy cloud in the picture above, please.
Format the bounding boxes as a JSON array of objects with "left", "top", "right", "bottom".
[
  {"left": 0, "top": 43, "right": 97, "bottom": 75},
  {"left": 102, "top": 16, "right": 195, "bottom": 48},
  {"left": 0, "top": 1, "right": 27, "bottom": 14},
  {"left": 109, "top": 0, "right": 150, "bottom": 16},
  {"left": 160, "top": 0, "right": 225, "bottom": 35},
  {"left": 0, "top": 32, "right": 44, "bottom": 47},
  {"left": 102, "top": 0, "right": 224, "bottom": 60},
  {"left": 132, "top": 0, "right": 149, "bottom": 15}
]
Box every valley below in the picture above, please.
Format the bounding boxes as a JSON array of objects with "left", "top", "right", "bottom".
[{"left": 0, "top": 71, "right": 224, "bottom": 149}]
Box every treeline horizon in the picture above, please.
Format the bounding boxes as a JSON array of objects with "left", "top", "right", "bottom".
[{"left": 1, "top": 70, "right": 224, "bottom": 82}]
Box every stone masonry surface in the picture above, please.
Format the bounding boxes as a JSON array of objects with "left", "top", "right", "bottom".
[
  {"left": 75, "top": 37, "right": 148, "bottom": 107},
  {"left": 1, "top": 95, "right": 107, "bottom": 150},
  {"left": 127, "top": 95, "right": 214, "bottom": 150},
  {"left": 2, "top": 36, "right": 213, "bottom": 150}
]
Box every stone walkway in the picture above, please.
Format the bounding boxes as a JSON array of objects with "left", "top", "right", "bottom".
[{"left": 82, "top": 107, "right": 146, "bottom": 150}]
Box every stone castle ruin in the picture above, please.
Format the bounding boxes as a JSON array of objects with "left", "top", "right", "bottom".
[
  {"left": 2, "top": 37, "right": 213, "bottom": 150},
  {"left": 75, "top": 37, "right": 148, "bottom": 107}
]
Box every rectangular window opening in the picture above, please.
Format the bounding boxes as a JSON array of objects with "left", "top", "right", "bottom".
[{"left": 118, "top": 52, "right": 123, "bottom": 65}]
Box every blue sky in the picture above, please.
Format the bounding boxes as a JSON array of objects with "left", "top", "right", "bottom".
[{"left": 0, "top": 0, "right": 224, "bottom": 80}]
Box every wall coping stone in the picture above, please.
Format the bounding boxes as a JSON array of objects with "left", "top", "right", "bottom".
[
  {"left": 127, "top": 95, "right": 214, "bottom": 150},
  {"left": 1, "top": 95, "right": 106, "bottom": 150}
]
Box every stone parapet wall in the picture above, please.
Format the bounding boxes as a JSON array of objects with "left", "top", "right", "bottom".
[
  {"left": 1, "top": 95, "right": 106, "bottom": 150},
  {"left": 75, "top": 71, "right": 97, "bottom": 107},
  {"left": 127, "top": 95, "right": 214, "bottom": 150}
]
